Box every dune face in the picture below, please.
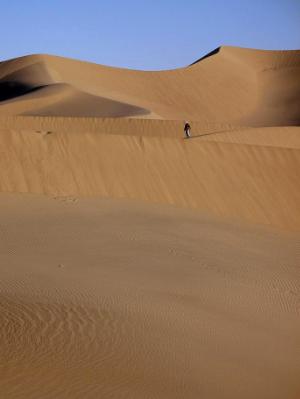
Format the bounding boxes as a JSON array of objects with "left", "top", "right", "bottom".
[
  {"left": 0, "top": 47, "right": 300, "bottom": 399},
  {"left": 0, "top": 59, "right": 151, "bottom": 118},
  {"left": 0, "top": 120, "right": 299, "bottom": 230},
  {"left": 0, "top": 195, "right": 299, "bottom": 399},
  {"left": 0, "top": 61, "right": 53, "bottom": 101},
  {"left": 0, "top": 47, "right": 299, "bottom": 124}
]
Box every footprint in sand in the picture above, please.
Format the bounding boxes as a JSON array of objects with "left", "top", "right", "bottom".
[{"left": 36, "top": 130, "right": 52, "bottom": 136}]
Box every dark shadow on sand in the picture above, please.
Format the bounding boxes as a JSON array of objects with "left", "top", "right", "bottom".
[{"left": 0, "top": 81, "right": 44, "bottom": 102}]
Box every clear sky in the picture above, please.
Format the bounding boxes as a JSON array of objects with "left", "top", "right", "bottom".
[{"left": 0, "top": 0, "right": 299, "bottom": 70}]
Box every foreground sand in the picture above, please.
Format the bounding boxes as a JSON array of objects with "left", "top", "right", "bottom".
[{"left": 0, "top": 194, "right": 299, "bottom": 399}]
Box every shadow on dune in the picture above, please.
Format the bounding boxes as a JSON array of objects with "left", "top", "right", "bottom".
[
  {"left": 189, "top": 47, "right": 221, "bottom": 66},
  {"left": 0, "top": 79, "right": 151, "bottom": 118},
  {"left": 0, "top": 81, "right": 44, "bottom": 102}
]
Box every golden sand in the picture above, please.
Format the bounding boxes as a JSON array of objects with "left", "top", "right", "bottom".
[{"left": 0, "top": 47, "right": 299, "bottom": 398}]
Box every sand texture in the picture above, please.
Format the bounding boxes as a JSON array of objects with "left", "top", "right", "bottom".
[
  {"left": 1, "top": 195, "right": 300, "bottom": 399},
  {"left": 0, "top": 47, "right": 300, "bottom": 398}
]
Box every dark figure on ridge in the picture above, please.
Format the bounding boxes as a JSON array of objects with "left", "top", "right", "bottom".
[{"left": 184, "top": 121, "right": 191, "bottom": 138}]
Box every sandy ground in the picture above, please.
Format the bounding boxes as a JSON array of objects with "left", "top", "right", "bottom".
[
  {"left": 0, "top": 194, "right": 299, "bottom": 399},
  {"left": 0, "top": 47, "right": 300, "bottom": 398}
]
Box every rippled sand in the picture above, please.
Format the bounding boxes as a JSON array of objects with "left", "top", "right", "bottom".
[
  {"left": 0, "top": 45, "right": 299, "bottom": 398},
  {"left": 1, "top": 194, "right": 299, "bottom": 398}
]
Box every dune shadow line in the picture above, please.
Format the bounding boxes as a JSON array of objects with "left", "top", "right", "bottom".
[{"left": 0, "top": 81, "right": 45, "bottom": 102}]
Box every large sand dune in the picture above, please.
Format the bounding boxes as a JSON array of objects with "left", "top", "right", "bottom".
[
  {"left": 0, "top": 119, "right": 299, "bottom": 229},
  {"left": 0, "top": 47, "right": 299, "bottom": 398},
  {"left": 1, "top": 46, "right": 299, "bottom": 124}
]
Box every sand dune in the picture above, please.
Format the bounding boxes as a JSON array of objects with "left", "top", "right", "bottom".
[
  {"left": 0, "top": 47, "right": 300, "bottom": 398},
  {"left": 1, "top": 47, "right": 299, "bottom": 124},
  {"left": 0, "top": 119, "right": 299, "bottom": 230},
  {"left": 195, "top": 126, "right": 300, "bottom": 148},
  {"left": 0, "top": 195, "right": 299, "bottom": 399},
  {"left": 0, "top": 68, "right": 150, "bottom": 117}
]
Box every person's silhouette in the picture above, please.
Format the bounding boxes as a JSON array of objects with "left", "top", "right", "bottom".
[{"left": 184, "top": 121, "right": 191, "bottom": 138}]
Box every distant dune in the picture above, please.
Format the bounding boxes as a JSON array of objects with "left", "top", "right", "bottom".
[
  {"left": 0, "top": 46, "right": 299, "bottom": 124},
  {"left": 0, "top": 47, "right": 299, "bottom": 399}
]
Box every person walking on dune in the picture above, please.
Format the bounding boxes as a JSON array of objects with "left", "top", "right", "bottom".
[{"left": 184, "top": 121, "right": 191, "bottom": 138}]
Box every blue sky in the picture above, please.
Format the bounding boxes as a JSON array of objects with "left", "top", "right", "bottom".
[{"left": 0, "top": 0, "right": 299, "bottom": 70}]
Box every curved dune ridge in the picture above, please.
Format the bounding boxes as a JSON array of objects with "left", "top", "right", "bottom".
[
  {"left": 0, "top": 46, "right": 299, "bottom": 124},
  {"left": 0, "top": 59, "right": 151, "bottom": 118}
]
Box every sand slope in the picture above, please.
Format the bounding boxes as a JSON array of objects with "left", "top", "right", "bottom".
[
  {"left": 0, "top": 47, "right": 299, "bottom": 124},
  {"left": 0, "top": 84, "right": 150, "bottom": 117},
  {"left": 0, "top": 118, "right": 299, "bottom": 230},
  {"left": 0, "top": 195, "right": 299, "bottom": 399}
]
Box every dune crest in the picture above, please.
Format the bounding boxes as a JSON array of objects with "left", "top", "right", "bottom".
[{"left": 0, "top": 47, "right": 299, "bottom": 124}]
